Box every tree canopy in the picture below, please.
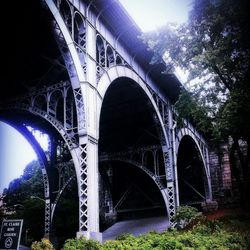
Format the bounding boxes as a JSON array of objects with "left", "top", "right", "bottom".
[{"left": 141, "top": 0, "right": 250, "bottom": 207}]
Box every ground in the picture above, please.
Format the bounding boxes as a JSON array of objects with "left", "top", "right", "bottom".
[{"left": 205, "top": 206, "right": 248, "bottom": 220}]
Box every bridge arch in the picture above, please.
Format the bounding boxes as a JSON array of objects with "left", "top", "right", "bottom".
[
  {"left": 0, "top": 105, "right": 82, "bottom": 192},
  {"left": 176, "top": 128, "right": 212, "bottom": 205},
  {"left": 0, "top": 106, "right": 85, "bottom": 238},
  {"left": 45, "top": 0, "right": 87, "bottom": 136},
  {"left": 100, "top": 158, "right": 164, "bottom": 189},
  {"left": 176, "top": 128, "right": 205, "bottom": 166},
  {"left": 97, "top": 66, "right": 173, "bottom": 225},
  {"left": 176, "top": 128, "right": 210, "bottom": 180},
  {"left": 0, "top": 118, "right": 51, "bottom": 235},
  {"left": 97, "top": 66, "right": 170, "bottom": 148},
  {"left": 100, "top": 158, "right": 169, "bottom": 224}
]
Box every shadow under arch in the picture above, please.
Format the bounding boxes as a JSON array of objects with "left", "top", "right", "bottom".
[
  {"left": 98, "top": 73, "right": 171, "bottom": 232},
  {"left": 97, "top": 66, "right": 170, "bottom": 148},
  {"left": 176, "top": 135, "right": 209, "bottom": 207},
  {"left": 99, "top": 160, "right": 168, "bottom": 231}
]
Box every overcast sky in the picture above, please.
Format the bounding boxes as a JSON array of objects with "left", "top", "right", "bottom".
[
  {"left": 119, "top": 0, "right": 192, "bottom": 31},
  {"left": 0, "top": 0, "right": 192, "bottom": 194}
]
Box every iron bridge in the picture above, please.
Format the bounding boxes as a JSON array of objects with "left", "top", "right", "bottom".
[{"left": 0, "top": 0, "right": 214, "bottom": 242}]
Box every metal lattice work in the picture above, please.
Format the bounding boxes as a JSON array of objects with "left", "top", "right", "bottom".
[
  {"left": 163, "top": 150, "right": 172, "bottom": 181},
  {"left": 65, "top": 92, "right": 74, "bottom": 130},
  {"left": 79, "top": 144, "right": 88, "bottom": 231},
  {"left": 166, "top": 183, "right": 176, "bottom": 226},
  {"left": 147, "top": 86, "right": 171, "bottom": 129},
  {"left": 100, "top": 145, "right": 166, "bottom": 189},
  {"left": 0, "top": 87, "right": 78, "bottom": 152},
  {"left": 95, "top": 32, "right": 130, "bottom": 81},
  {"left": 74, "top": 11, "right": 86, "bottom": 50},
  {"left": 0, "top": 90, "right": 80, "bottom": 235},
  {"left": 146, "top": 86, "right": 177, "bottom": 226},
  {"left": 162, "top": 147, "right": 176, "bottom": 226},
  {"left": 10, "top": 124, "right": 52, "bottom": 235},
  {"left": 54, "top": 0, "right": 87, "bottom": 76},
  {"left": 51, "top": 172, "right": 76, "bottom": 223},
  {"left": 51, "top": 19, "right": 77, "bottom": 79},
  {"left": 73, "top": 88, "right": 86, "bottom": 132},
  {"left": 100, "top": 154, "right": 165, "bottom": 191}
]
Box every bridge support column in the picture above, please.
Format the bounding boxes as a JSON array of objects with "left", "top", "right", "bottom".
[
  {"left": 77, "top": 22, "right": 102, "bottom": 241},
  {"left": 77, "top": 136, "right": 101, "bottom": 241},
  {"left": 163, "top": 145, "right": 176, "bottom": 227},
  {"left": 163, "top": 108, "right": 177, "bottom": 227},
  {"left": 205, "top": 148, "right": 213, "bottom": 201}
]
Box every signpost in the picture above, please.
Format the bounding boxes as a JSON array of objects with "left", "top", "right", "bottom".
[{"left": 0, "top": 220, "right": 23, "bottom": 250}]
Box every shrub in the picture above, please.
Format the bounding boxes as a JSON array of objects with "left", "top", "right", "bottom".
[
  {"left": 173, "top": 205, "right": 201, "bottom": 228},
  {"left": 59, "top": 213, "right": 249, "bottom": 250},
  {"left": 31, "top": 238, "right": 54, "bottom": 250},
  {"left": 63, "top": 237, "right": 100, "bottom": 250},
  {"left": 115, "top": 233, "right": 134, "bottom": 241}
]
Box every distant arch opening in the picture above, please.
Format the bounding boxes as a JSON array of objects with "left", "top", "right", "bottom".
[{"left": 177, "top": 135, "right": 207, "bottom": 207}]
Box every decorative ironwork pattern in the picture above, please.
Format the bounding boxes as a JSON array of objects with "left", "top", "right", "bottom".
[
  {"left": 51, "top": 175, "right": 76, "bottom": 222},
  {"left": 73, "top": 88, "right": 86, "bottom": 132},
  {"left": 167, "top": 182, "right": 176, "bottom": 227},
  {"left": 1, "top": 102, "right": 78, "bottom": 150},
  {"left": 79, "top": 144, "right": 88, "bottom": 231},
  {"left": 38, "top": 161, "right": 51, "bottom": 235},
  {"left": 100, "top": 155, "right": 165, "bottom": 190},
  {"left": 163, "top": 150, "right": 172, "bottom": 181},
  {"left": 52, "top": 19, "right": 77, "bottom": 79}
]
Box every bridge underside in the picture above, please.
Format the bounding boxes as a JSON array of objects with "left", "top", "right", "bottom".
[{"left": 2, "top": 0, "right": 65, "bottom": 101}]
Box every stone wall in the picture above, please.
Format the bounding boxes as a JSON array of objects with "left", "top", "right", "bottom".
[{"left": 209, "top": 144, "right": 240, "bottom": 207}]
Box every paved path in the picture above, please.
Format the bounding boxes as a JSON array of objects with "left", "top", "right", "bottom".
[
  {"left": 19, "top": 245, "right": 31, "bottom": 250},
  {"left": 18, "top": 216, "right": 169, "bottom": 246},
  {"left": 102, "top": 216, "right": 169, "bottom": 242}
]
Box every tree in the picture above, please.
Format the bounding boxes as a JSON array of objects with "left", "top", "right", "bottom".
[
  {"left": 3, "top": 160, "right": 78, "bottom": 247},
  {"left": 141, "top": 0, "right": 250, "bottom": 207},
  {"left": 3, "top": 161, "right": 45, "bottom": 245},
  {"left": 3, "top": 161, "right": 44, "bottom": 206}
]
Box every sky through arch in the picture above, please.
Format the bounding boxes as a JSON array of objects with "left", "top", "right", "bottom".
[{"left": 0, "top": 122, "right": 48, "bottom": 193}]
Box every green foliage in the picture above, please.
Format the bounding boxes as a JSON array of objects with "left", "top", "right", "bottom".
[
  {"left": 174, "top": 205, "right": 199, "bottom": 221},
  {"left": 31, "top": 238, "right": 54, "bottom": 250},
  {"left": 54, "top": 197, "right": 78, "bottom": 248},
  {"left": 141, "top": 0, "right": 250, "bottom": 143},
  {"left": 63, "top": 237, "right": 101, "bottom": 250},
  {"left": 218, "top": 82, "right": 250, "bottom": 140},
  {"left": 142, "top": 0, "right": 250, "bottom": 207},
  {"left": 173, "top": 205, "right": 201, "bottom": 228},
  {"left": 3, "top": 161, "right": 44, "bottom": 206},
  {"left": 175, "top": 89, "right": 213, "bottom": 136},
  {"left": 115, "top": 233, "right": 134, "bottom": 241},
  {"left": 60, "top": 214, "right": 249, "bottom": 250},
  {"left": 2, "top": 161, "right": 45, "bottom": 244}
]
